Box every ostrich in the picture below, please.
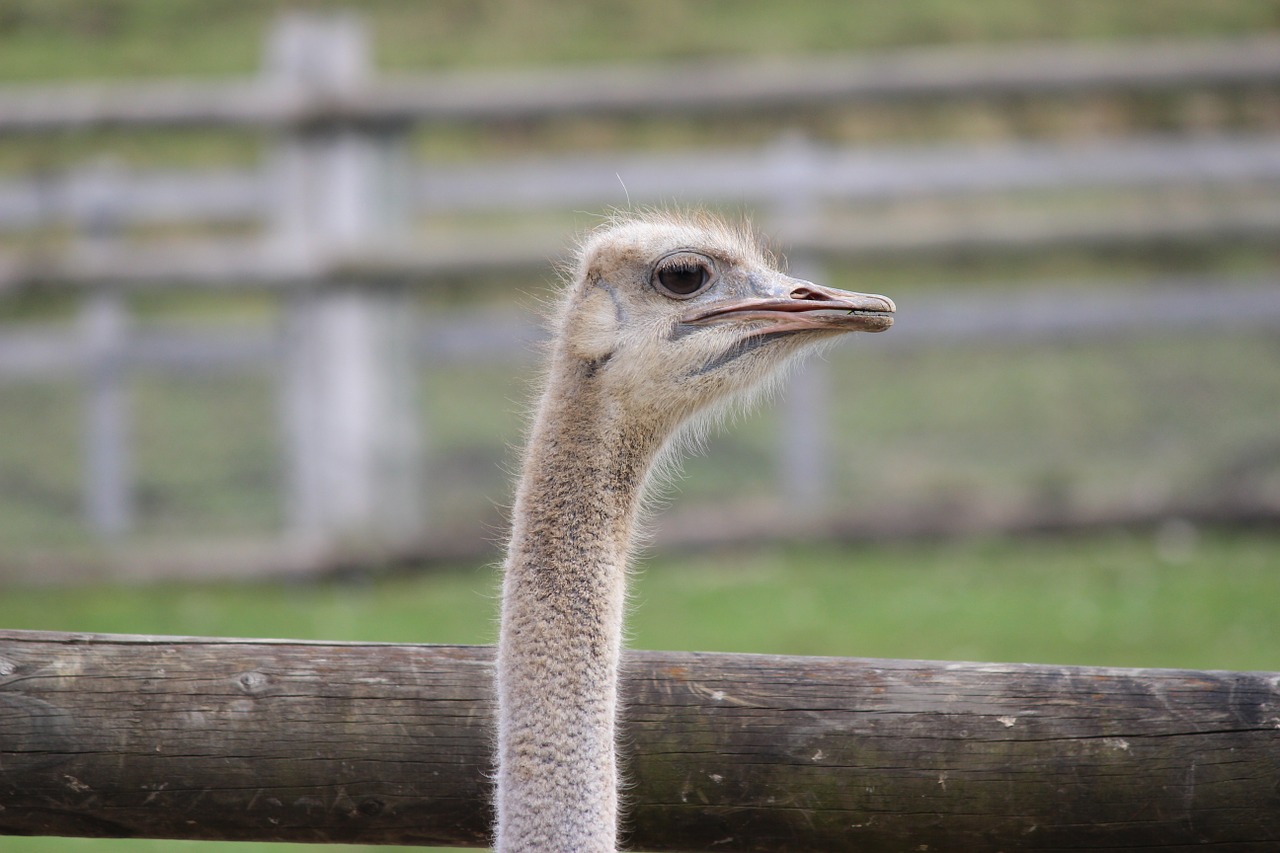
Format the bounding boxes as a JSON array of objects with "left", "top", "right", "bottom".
[{"left": 495, "top": 210, "right": 894, "bottom": 852}]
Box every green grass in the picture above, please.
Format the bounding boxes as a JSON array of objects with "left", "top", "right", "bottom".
[
  {"left": 0, "top": 0, "right": 1276, "bottom": 82},
  {"left": 629, "top": 532, "right": 1280, "bottom": 671},
  {"left": 3, "top": 530, "right": 1277, "bottom": 669}
]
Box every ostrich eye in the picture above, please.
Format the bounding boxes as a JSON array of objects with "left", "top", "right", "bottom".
[
  {"left": 653, "top": 254, "right": 714, "bottom": 299},
  {"left": 658, "top": 264, "right": 707, "bottom": 295}
]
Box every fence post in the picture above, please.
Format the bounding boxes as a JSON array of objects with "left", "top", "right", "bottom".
[
  {"left": 80, "top": 160, "right": 133, "bottom": 537},
  {"left": 267, "top": 14, "right": 425, "bottom": 547},
  {"left": 81, "top": 290, "right": 132, "bottom": 537},
  {"left": 771, "top": 133, "right": 832, "bottom": 514}
]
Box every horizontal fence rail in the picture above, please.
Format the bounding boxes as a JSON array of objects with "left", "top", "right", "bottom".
[
  {"left": 414, "top": 134, "right": 1280, "bottom": 213},
  {"left": 0, "top": 168, "right": 262, "bottom": 233},
  {"left": 6, "top": 205, "right": 1280, "bottom": 291},
  {"left": 4, "top": 134, "right": 1280, "bottom": 234},
  {"left": 2, "top": 36, "right": 1280, "bottom": 133},
  {"left": 1, "top": 629, "right": 1279, "bottom": 850},
  {"left": 3, "top": 277, "right": 1279, "bottom": 380}
]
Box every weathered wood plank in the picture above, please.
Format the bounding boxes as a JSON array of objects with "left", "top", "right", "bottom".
[
  {"left": 0, "top": 632, "right": 495, "bottom": 847},
  {"left": 1, "top": 37, "right": 1279, "bottom": 134},
  {"left": 5, "top": 135, "right": 1279, "bottom": 231},
  {"left": 2, "top": 629, "right": 1278, "bottom": 850}
]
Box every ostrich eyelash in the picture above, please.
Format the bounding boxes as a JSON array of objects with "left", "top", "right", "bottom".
[{"left": 659, "top": 261, "right": 701, "bottom": 275}]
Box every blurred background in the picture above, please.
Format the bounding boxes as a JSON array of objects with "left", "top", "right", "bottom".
[{"left": 1, "top": 2, "right": 1280, "bottom": 850}]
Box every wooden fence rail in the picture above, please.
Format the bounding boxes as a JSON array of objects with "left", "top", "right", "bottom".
[
  {"left": 1, "top": 629, "right": 1278, "bottom": 850},
  {"left": 4, "top": 276, "right": 1280, "bottom": 381},
  {"left": 2, "top": 35, "right": 1280, "bottom": 133},
  {"left": 6, "top": 134, "right": 1280, "bottom": 236}
]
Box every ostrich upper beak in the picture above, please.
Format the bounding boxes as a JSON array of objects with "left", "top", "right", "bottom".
[{"left": 680, "top": 279, "right": 895, "bottom": 334}]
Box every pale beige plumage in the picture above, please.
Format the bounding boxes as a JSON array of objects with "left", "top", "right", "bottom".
[{"left": 494, "top": 210, "right": 894, "bottom": 852}]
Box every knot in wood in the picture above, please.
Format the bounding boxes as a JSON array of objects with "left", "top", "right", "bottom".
[
  {"left": 235, "top": 670, "right": 271, "bottom": 696},
  {"left": 357, "top": 798, "right": 385, "bottom": 817}
]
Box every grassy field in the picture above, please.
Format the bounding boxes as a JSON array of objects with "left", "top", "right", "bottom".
[
  {"left": 1, "top": 0, "right": 1277, "bottom": 82},
  {"left": 5, "top": 529, "right": 1278, "bottom": 670},
  {"left": 2, "top": 528, "right": 1279, "bottom": 853}
]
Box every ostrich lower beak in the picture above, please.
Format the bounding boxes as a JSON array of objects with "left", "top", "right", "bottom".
[{"left": 680, "top": 281, "right": 895, "bottom": 334}]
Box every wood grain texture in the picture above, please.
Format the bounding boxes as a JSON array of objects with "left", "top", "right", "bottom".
[{"left": 2, "top": 629, "right": 1279, "bottom": 850}]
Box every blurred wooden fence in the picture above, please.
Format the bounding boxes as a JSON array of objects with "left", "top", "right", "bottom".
[{"left": 1, "top": 14, "right": 1279, "bottom": 576}]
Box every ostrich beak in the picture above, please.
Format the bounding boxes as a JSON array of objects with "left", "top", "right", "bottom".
[{"left": 680, "top": 278, "right": 895, "bottom": 334}]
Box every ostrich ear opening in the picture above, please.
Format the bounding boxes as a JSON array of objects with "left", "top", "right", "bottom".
[{"left": 565, "top": 282, "right": 622, "bottom": 365}]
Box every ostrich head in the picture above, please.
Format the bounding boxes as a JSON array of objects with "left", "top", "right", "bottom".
[
  {"left": 497, "top": 211, "right": 896, "bottom": 853},
  {"left": 552, "top": 211, "right": 895, "bottom": 431}
]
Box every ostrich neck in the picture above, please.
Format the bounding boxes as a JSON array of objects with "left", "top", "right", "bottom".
[{"left": 495, "top": 365, "right": 666, "bottom": 853}]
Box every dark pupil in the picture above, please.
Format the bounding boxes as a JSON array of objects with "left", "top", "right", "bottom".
[{"left": 658, "top": 264, "right": 707, "bottom": 295}]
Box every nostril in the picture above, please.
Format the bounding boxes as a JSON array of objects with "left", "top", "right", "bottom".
[{"left": 790, "top": 286, "right": 825, "bottom": 301}]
